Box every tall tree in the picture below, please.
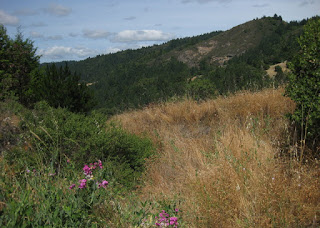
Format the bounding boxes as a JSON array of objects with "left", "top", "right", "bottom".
[
  {"left": 0, "top": 25, "right": 40, "bottom": 105},
  {"left": 285, "top": 17, "right": 320, "bottom": 154}
]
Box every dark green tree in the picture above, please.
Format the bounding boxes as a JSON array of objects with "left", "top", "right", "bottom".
[
  {"left": 274, "top": 65, "right": 287, "bottom": 87},
  {"left": 285, "top": 18, "right": 320, "bottom": 154},
  {"left": 30, "top": 64, "right": 95, "bottom": 113},
  {"left": 0, "top": 25, "right": 40, "bottom": 104},
  {"left": 187, "top": 78, "right": 217, "bottom": 101}
]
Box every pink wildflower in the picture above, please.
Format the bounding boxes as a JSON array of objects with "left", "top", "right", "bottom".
[
  {"left": 169, "top": 217, "right": 178, "bottom": 226},
  {"left": 79, "top": 179, "right": 87, "bottom": 189},
  {"left": 83, "top": 165, "right": 92, "bottom": 176},
  {"left": 101, "top": 180, "right": 108, "bottom": 188},
  {"left": 155, "top": 210, "right": 178, "bottom": 227},
  {"left": 96, "top": 180, "right": 108, "bottom": 189},
  {"left": 69, "top": 184, "right": 76, "bottom": 189},
  {"left": 98, "top": 160, "right": 103, "bottom": 169}
]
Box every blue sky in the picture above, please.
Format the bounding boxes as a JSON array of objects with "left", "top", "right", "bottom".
[{"left": 1, "top": 0, "right": 319, "bottom": 63}]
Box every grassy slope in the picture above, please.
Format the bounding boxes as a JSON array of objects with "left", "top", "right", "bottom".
[
  {"left": 111, "top": 88, "right": 320, "bottom": 227},
  {"left": 1, "top": 88, "right": 319, "bottom": 227}
]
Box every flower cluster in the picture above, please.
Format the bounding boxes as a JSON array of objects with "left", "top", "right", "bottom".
[
  {"left": 69, "top": 160, "right": 108, "bottom": 190},
  {"left": 83, "top": 160, "right": 103, "bottom": 179},
  {"left": 96, "top": 180, "right": 108, "bottom": 189},
  {"left": 155, "top": 210, "right": 179, "bottom": 227},
  {"left": 79, "top": 179, "right": 87, "bottom": 189}
]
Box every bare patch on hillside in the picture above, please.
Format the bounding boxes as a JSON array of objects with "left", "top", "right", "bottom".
[{"left": 266, "top": 61, "right": 289, "bottom": 77}]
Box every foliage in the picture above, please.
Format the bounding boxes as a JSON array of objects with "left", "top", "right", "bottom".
[
  {"left": 0, "top": 100, "right": 178, "bottom": 227},
  {"left": 1, "top": 89, "right": 319, "bottom": 227},
  {"left": 0, "top": 158, "right": 111, "bottom": 227},
  {"left": 47, "top": 16, "right": 307, "bottom": 112},
  {"left": 0, "top": 25, "right": 40, "bottom": 105},
  {"left": 28, "top": 63, "right": 96, "bottom": 113},
  {"left": 4, "top": 101, "right": 154, "bottom": 188},
  {"left": 0, "top": 25, "right": 94, "bottom": 114},
  {"left": 285, "top": 18, "right": 320, "bottom": 153},
  {"left": 186, "top": 78, "right": 217, "bottom": 101}
]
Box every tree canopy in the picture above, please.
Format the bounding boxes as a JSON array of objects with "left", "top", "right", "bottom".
[
  {"left": 0, "top": 25, "right": 95, "bottom": 113},
  {"left": 285, "top": 18, "right": 320, "bottom": 153},
  {"left": 29, "top": 64, "right": 95, "bottom": 113},
  {"left": 0, "top": 25, "right": 40, "bottom": 105}
]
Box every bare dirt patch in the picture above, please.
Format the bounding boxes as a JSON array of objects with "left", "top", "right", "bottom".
[{"left": 266, "top": 61, "right": 289, "bottom": 77}]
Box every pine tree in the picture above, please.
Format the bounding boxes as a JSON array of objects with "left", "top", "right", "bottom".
[
  {"left": 0, "top": 25, "right": 40, "bottom": 105},
  {"left": 30, "top": 63, "right": 95, "bottom": 113}
]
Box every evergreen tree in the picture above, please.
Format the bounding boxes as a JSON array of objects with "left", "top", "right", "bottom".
[
  {"left": 0, "top": 25, "right": 40, "bottom": 104},
  {"left": 30, "top": 64, "right": 95, "bottom": 113}
]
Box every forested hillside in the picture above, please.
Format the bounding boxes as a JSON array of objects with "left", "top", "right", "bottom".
[{"left": 49, "top": 15, "right": 310, "bottom": 113}]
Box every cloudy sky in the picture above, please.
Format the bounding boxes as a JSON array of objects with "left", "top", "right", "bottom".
[{"left": 1, "top": 0, "right": 319, "bottom": 63}]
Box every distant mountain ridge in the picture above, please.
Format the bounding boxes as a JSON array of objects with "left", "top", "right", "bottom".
[
  {"left": 166, "top": 16, "right": 285, "bottom": 67},
  {"left": 47, "top": 15, "right": 313, "bottom": 113}
]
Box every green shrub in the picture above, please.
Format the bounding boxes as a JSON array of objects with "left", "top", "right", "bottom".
[
  {"left": 4, "top": 101, "right": 154, "bottom": 187},
  {"left": 0, "top": 159, "right": 112, "bottom": 227},
  {"left": 285, "top": 18, "right": 320, "bottom": 154},
  {"left": 187, "top": 78, "right": 217, "bottom": 101}
]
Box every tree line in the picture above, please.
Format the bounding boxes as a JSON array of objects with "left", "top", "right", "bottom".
[{"left": 0, "top": 25, "right": 94, "bottom": 113}]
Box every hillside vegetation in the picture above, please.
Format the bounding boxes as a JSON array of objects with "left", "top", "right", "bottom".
[
  {"left": 1, "top": 88, "right": 319, "bottom": 227},
  {"left": 111, "top": 88, "right": 320, "bottom": 227},
  {"left": 52, "top": 15, "right": 308, "bottom": 113},
  {"left": 1, "top": 15, "right": 319, "bottom": 227}
]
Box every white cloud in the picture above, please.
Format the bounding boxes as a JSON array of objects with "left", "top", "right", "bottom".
[
  {"left": 38, "top": 46, "right": 101, "bottom": 61},
  {"left": 0, "top": 10, "right": 19, "bottom": 26},
  {"left": 30, "top": 22, "right": 47, "bottom": 27},
  {"left": 107, "top": 47, "right": 121, "bottom": 53},
  {"left": 30, "top": 31, "right": 44, "bottom": 38},
  {"left": 83, "top": 29, "right": 110, "bottom": 39},
  {"left": 43, "top": 3, "right": 72, "bottom": 16},
  {"left": 14, "top": 9, "right": 38, "bottom": 16},
  {"left": 299, "top": 0, "right": 315, "bottom": 6},
  {"left": 182, "top": 0, "right": 231, "bottom": 3},
  {"left": 252, "top": 3, "right": 269, "bottom": 8},
  {"left": 124, "top": 16, "right": 136, "bottom": 21},
  {"left": 112, "top": 30, "right": 175, "bottom": 43},
  {"left": 69, "top": 32, "right": 78, "bottom": 37},
  {"left": 47, "top": 35, "right": 63, "bottom": 40},
  {"left": 30, "top": 32, "right": 63, "bottom": 40}
]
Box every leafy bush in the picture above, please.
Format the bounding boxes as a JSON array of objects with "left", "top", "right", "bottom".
[
  {"left": 0, "top": 159, "right": 112, "bottom": 227},
  {"left": 285, "top": 17, "right": 320, "bottom": 154},
  {"left": 4, "top": 101, "right": 154, "bottom": 187},
  {"left": 186, "top": 78, "right": 217, "bottom": 101}
]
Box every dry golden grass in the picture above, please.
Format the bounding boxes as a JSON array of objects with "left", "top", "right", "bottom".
[{"left": 110, "top": 88, "right": 320, "bottom": 227}]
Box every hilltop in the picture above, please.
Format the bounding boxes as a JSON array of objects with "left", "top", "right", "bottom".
[{"left": 48, "top": 15, "right": 307, "bottom": 113}]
